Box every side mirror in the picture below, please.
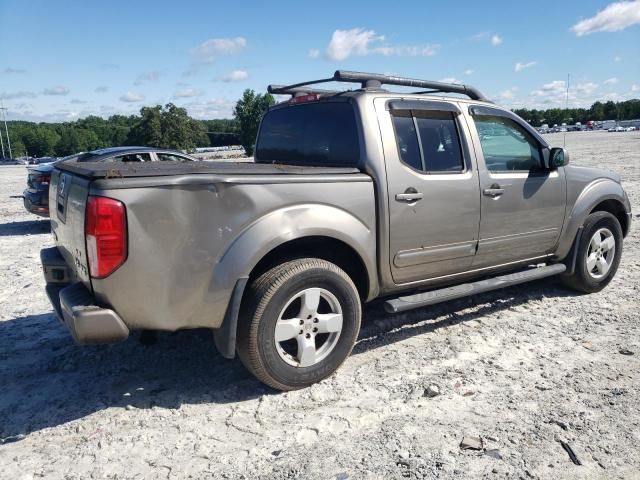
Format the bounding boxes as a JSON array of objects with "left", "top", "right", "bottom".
[{"left": 549, "top": 147, "right": 570, "bottom": 168}]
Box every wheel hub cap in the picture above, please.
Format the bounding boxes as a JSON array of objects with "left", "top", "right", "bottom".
[
  {"left": 586, "top": 227, "right": 615, "bottom": 279},
  {"left": 274, "top": 288, "right": 343, "bottom": 368}
]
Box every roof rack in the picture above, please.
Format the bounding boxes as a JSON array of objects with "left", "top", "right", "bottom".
[{"left": 268, "top": 70, "right": 488, "bottom": 101}]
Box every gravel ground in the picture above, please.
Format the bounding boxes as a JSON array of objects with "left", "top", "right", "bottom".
[{"left": 1, "top": 131, "right": 639, "bottom": 479}]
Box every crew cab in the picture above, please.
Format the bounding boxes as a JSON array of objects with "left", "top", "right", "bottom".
[{"left": 41, "top": 71, "right": 632, "bottom": 390}]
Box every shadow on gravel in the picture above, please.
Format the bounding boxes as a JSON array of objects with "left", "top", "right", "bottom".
[
  {"left": 0, "top": 279, "right": 579, "bottom": 443},
  {"left": 353, "top": 279, "right": 580, "bottom": 355},
  {"left": 0, "top": 219, "right": 50, "bottom": 237}
]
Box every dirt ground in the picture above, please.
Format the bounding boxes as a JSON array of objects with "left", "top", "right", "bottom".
[{"left": 1, "top": 131, "right": 639, "bottom": 479}]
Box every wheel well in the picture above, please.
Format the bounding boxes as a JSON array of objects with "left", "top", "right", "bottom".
[
  {"left": 249, "top": 236, "right": 369, "bottom": 300},
  {"left": 590, "top": 199, "right": 629, "bottom": 236}
]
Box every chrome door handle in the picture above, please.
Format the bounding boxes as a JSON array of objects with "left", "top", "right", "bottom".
[
  {"left": 483, "top": 184, "right": 505, "bottom": 197},
  {"left": 395, "top": 191, "right": 423, "bottom": 202}
]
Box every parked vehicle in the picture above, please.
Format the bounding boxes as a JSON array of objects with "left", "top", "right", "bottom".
[
  {"left": 23, "top": 147, "right": 195, "bottom": 217},
  {"left": 23, "top": 154, "right": 82, "bottom": 217},
  {"left": 41, "top": 71, "right": 632, "bottom": 390}
]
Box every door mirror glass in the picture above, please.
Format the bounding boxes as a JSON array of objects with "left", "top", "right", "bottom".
[{"left": 550, "top": 147, "right": 570, "bottom": 168}]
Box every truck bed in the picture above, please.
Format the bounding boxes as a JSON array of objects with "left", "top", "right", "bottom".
[{"left": 56, "top": 160, "right": 361, "bottom": 179}]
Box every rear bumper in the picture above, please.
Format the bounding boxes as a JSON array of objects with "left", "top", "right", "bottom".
[
  {"left": 23, "top": 189, "right": 49, "bottom": 217},
  {"left": 41, "top": 247, "right": 129, "bottom": 344}
]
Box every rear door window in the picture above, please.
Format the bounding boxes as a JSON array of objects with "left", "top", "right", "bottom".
[
  {"left": 113, "top": 153, "right": 153, "bottom": 162},
  {"left": 156, "top": 153, "right": 192, "bottom": 162},
  {"left": 255, "top": 102, "right": 360, "bottom": 166},
  {"left": 391, "top": 110, "right": 465, "bottom": 173}
]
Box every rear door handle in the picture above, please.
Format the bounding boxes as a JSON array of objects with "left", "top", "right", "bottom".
[
  {"left": 483, "top": 184, "right": 505, "bottom": 197},
  {"left": 395, "top": 190, "right": 423, "bottom": 202}
]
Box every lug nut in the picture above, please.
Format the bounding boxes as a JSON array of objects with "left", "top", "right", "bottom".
[
  {"left": 313, "top": 327, "right": 318, "bottom": 333},
  {"left": 299, "top": 319, "right": 304, "bottom": 325},
  {"left": 313, "top": 318, "right": 319, "bottom": 323},
  {"left": 299, "top": 330, "right": 303, "bottom": 334},
  {"left": 305, "top": 333, "right": 311, "bottom": 339}
]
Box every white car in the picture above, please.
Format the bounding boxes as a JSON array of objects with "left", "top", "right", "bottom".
[{"left": 625, "top": 126, "right": 636, "bottom": 132}]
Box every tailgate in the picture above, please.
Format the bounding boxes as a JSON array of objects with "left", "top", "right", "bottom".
[{"left": 49, "top": 168, "right": 92, "bottom": 288}]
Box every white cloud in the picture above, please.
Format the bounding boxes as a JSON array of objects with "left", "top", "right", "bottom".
[
  {"left": 571, "top": 1, "right": 640, "bottom": 36},
  {"left": 490, "top": 34, "right": 503, "bottom": 46},
  {"left": 325, "top": 28, "right": 380, "bottom": 61},
  {"left": 3, "top": 68, "right": 26, "bottom": 74},
  {"left": 222, "top": 69, "right": 249, "bottom": 82},
  {"left": 95, "top": 86, "right": 108, "bottom": 93},
  {"left": 463, "top": 69, "right": 474, "bottom": 76},
  {"left": 191, "top": 37, "right": 247, "bottom": 64},
  {"left": 174, "top": 88, "right": 203, "bottom": 98},
  {"left": 0, "top": 91, "right": 37, "bottom": 100},
  {"left": 70, "top": 99, "right": 88, "bottom": 104},
  {"left": 614, "top": 55, "right": 622, "bottom": 62},
  {"left": 632, "top": 84, "right": 640, "bottom": 92},
  {"left": 575, "top": 82, "right": 599, "bottom": 95},
  {"left": 119, "top": 91, "right": 145, "bottom": 103},
  {"left": 183, "top": 98, "right": 235, "bottom": 119},
  {"left": 604, "top": 77, "right": 619, "bottom": 85},
  {"left": 321, "top": 28, "right": 439, "bottom": 61},
  {"left": 497, "top": 88, "right": 517, "bottom": 100},
  {"left": 43, "top": 85, "right": 70, "bottom": 96},
  {"left": 134, "top": 71, "right": 161, "bottom": 85},
  {"left": 308, "top": 49, "right": 320, "bottom": 59},
  {"left": 515, "top": 61, "right": 537, "bottom": 72}
]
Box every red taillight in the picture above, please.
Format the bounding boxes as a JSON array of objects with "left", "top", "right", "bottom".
[
  {"left": 35, "top": 174, "right": 50, "bottom": 186},
  {"left": 85, "top": 196, "right": 127, "bottom": 278},
  {"left": 289, "top": 93, "right": 321, "bottom": 104}
]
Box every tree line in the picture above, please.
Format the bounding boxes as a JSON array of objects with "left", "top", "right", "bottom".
[
  {"left": 513, "top": 99, "right": 640, "bottom": 127},
  {"left": 9, "top": 94, "right": 636, "bottom": 159},
  {"left": 4, "top": 89, "right": 274, "bottom": 158}
]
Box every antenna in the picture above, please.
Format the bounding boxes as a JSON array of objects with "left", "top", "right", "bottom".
[{"left": 563, "top": 73, "right": 570, "bottom": 148}]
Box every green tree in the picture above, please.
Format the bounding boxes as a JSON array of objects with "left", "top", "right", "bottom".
[
  {"left": 127, "top": 106, "right": 163, "bottom": 146},
  {"left": 22, "top": 127, "right": 60, "bottom": 157},
  {"left": 233, "top": 89, "right": 274, "bottom": 156},
  {"left": 160, "top": 103, "right": 194, "bottom": 149},
  {"left": 54, "top": 127, "right": 100, "bottom": 156}
]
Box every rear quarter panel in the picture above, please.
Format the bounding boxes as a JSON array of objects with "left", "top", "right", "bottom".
[{"left": 89, "top": 175, "right": 376, "bottom": 331}]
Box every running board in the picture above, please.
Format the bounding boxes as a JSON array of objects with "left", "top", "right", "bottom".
[{"left": 384, "top": 263, "right": 566, "bottom": 313}]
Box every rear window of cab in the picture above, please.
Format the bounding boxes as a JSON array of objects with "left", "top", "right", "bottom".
[{"left": 255, "top": 102, "right": 360, "bottom": 166}]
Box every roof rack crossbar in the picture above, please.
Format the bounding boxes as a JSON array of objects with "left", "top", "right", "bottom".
[
  {"left": 333, "top": 71, "right": 487, "bottom": 101},
  {"left": 268, "top": 71, "right": 487, "bottom": 101}
]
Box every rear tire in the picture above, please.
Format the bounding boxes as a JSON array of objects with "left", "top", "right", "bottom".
[
  {"left": 236, "top": 258, "right": 361, "bottom": 391},
  {"left": 561, "top": 211, "right": 623, "bottom": 293}
]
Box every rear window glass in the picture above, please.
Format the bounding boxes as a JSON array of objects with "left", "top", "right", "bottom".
[{"left": 255, "top": 102, "right": 360, "bottom": 166}]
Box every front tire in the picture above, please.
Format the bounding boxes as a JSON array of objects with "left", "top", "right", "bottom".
[
  {"left": 236, "top": 258, "right": 361, "bottom": 391},
  {"left": 561, "top": 211, "right": 623, "bottom": 293}
]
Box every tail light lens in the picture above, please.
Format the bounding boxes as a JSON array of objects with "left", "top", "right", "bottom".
[
  {"left": 85, "top": 196, "right": 127, "bottom": 278},
  {"left": 34, "top": 174, "right": 51, "bottom": 186}
]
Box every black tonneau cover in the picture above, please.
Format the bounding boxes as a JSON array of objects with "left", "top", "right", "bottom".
[{"left": 56, "top": 160, "right": 360, "bottom": 179}]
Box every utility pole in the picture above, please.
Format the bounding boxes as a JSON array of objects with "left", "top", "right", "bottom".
[
  {"left": 0, "top": 113, "right": 5, "bottom": 158},
  {"left": 0, "top": 101, "right": 11, "bottom": 159}
]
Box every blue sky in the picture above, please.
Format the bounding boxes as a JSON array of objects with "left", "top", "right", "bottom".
[{"left": 1, "top": 0, "right": 639, "bottom": 122}]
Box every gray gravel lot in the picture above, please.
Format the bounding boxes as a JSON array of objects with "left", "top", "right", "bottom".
[{"left": 1, "top": 131, "right": 639, "bottom": 479}]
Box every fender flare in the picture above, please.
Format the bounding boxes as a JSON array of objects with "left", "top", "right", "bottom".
[
  {"left": 555, "top": 178, "right": 630, "bottom": 260},
  {"left": 211, "top": 204, "right": 377, "bottom": 359}
]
